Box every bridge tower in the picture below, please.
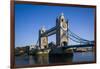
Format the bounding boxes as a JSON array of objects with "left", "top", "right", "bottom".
[
  {"left": 39, "top": 26, "right": 48, "bottom": 49},
  {"left": 56, "top": 13, "right": 68, "bottom": 46}
]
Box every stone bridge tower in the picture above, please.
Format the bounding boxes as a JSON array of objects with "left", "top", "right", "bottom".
[
  {"left": 56, "top": 13, "right": 68, "bottom": 47},
  {"left": 39, "top": 26, "right": 48, "bottom": 49}
]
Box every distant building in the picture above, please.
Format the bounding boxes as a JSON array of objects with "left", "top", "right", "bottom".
[{"left": 15, "top": 46, "right": 30, "bottom": 56}]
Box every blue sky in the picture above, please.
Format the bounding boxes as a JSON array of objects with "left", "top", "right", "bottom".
[{"left": 15, "top": 4, "right": 95, "bottom": 47}]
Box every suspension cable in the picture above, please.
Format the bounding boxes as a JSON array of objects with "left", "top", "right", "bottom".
[
  {"left": 68, "top": 32, "right": 88, "bottom": 43},
  {"left": 35, "top": 38, "right": 40, "bottom": 49},
  {"left": 68, "top": 34, "right": 88, "bottom": 44},
  {"left": 68, "top": 28, "right": 89, "bottom": 41},
  {"left": 60, "top": 26, "right": 89, "bottom": 44}
]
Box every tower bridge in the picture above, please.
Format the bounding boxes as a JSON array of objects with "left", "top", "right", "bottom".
[
  {"left": 35, "top": 13, "right": 94, "bottom": 52},
  {"left": 39, "top": 13, "right": 68, "bottom": 49}
]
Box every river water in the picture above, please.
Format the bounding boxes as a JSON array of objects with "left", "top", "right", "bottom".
[{"left": 15, "top": 51, "right": 95, "bottom": 65}]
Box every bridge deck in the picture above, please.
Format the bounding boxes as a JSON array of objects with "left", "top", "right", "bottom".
[
  {"left": 62, "top": 44, "right": 94, "bottom": 48},
  {"left": 41, "top": 26, "right": 57, "bottom": 36}
]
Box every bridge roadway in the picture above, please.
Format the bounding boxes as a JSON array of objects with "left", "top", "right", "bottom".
[
  {"left": 40, "top": 44, "right": 94, "bottom": 51},
  {"left": 62, "top": 44, "right": 94, "bottom": 49}
]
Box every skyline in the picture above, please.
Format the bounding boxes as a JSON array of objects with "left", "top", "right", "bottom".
[{"left": 15, "top": 4, "right": 95, "bottom": 47}]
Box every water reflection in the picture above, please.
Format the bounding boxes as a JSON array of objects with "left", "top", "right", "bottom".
[
  {"left": 49, "top": 54, "right": 73, "bottom": 64},
  {"left": 36, "top": 54, "right": 49, "bottom": 64},
  {"left": 29, "top": 56, "right": 35, "bottom": 64}
]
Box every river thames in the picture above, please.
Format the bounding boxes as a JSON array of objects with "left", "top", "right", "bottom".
[{"left": 15, "top": 51, "right": 95, "bottom": 65}]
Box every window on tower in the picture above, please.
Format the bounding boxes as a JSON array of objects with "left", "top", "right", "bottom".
[{"left": 62, "top": 19, "right": 64, "bottom": 22}]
